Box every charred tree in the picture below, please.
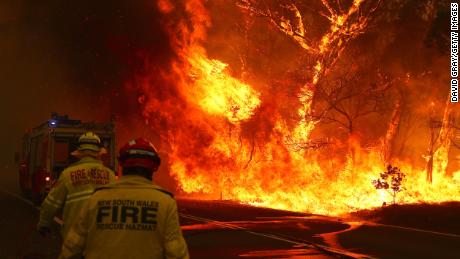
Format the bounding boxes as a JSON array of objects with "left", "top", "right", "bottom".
[
  {"left": 425, "top": 96, "right": 455, "bottom": 183},
  {"left": 382, "top": 97, "right": 401, "bottom": 165},
  {"left": 238, "top": 0, "right": 382, "bottom": 146},
  {"left": 311, "top": 68, "right": 393, "bottom": 137}
]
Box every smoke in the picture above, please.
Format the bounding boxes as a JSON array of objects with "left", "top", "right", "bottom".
[{"left": 0, "top": 0, "right": 174, "bottom": 188}]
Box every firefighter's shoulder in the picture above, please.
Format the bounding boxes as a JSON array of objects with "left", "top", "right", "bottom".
[
  {"left": 58, "top": 163, "right": 80, "bottom": 177},
  {"left": 63, "top": 162, "right": 78, "bottom": 170},
  {"left": 137, "top": 183, "right": 175, "bottom": 199},
  {"left": 151, "top": 184, "right": 174, "bottom": 199},
  {"left": 64, "top": 160, "right": 87, "bottom": 171},
  {"left": 93, "top": 182, "right": 117, "bottom": 192}
]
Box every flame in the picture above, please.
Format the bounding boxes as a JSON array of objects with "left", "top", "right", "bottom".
[
  {"left": 186, "top": 51, "right": 260, "bottom": 123},
  {"left": 135, "top": 0, "right": 460, "bottom": 216}
]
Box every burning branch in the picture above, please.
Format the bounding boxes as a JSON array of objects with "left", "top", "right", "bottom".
[
  {"left": 237, "top": 0, "right": 315, "bottom": 53},
  {"left": 135, "top": 0, "right": 460, "bottom": 216},
  {"left": 238, "top": 0, "right": 383, "bottom": 149},
  {"left": 284, "top": 137, "right": 333, "bottom": 152},
  {"left": 312, "top": 71, "right": 390, "bottom": 135}
]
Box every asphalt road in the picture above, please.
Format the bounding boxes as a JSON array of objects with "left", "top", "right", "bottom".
[
  {"left": 0, "top": 190, "right": 337, "bottom": 259},
  {"left": 0, "top": 172, "right": 459, "bottom": 259},
  {"left": 0, "top": 190, "right": 62, "bottom": 259},
  {"left": 175, "top": 200, "right": 460, "bottom": 259}
]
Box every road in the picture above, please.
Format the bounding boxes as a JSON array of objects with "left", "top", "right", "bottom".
[
  {"left": 175, "top": 200, "right": 460, "bottom": 258},
  {"left": 0, "top": 178, "right": 459, "bottom": 258}
]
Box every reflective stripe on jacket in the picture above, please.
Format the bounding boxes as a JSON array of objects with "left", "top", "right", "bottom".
[
  {"left": 59, "top": 175, "right": 189, "bottom": 259},
  {"left": 38, "top": 156, "right": 115, "bottom": 238}
]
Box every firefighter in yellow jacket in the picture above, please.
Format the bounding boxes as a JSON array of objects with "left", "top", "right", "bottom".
[
  {"left": 59, "top": 138, "right": 189, "bottom": 259},
  {"left": 37, "top": 132, "right": 115, "bottom": 238}
]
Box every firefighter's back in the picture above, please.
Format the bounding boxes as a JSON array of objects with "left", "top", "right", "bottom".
[
  {"left": 61, "top": 157, "right": 114, "bottom": 233},
  {"left": 82, "top": 175, "right": 183, "bottom": 259},
  {"left": 59, "top": 138, "right": 188, "bottom": 259},
  {"left": 39, "top": 131, "right": 116, "bottom": 239}
]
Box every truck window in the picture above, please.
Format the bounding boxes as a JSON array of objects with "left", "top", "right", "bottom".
[
  {"left": 52, "top": 135, "right": 115, "bottom": 173},
  {"left": 52, "top": 138, "right": 76, "bottom": 178},
  {"left": 30, "top": 136, "right": 45, "bottom": 171},
  {"left": 54, "top": 141, "right": 69, "bottom": 163},
  {"left": 29, "top": 137, "right": 37, "bottom": 175},
  {"left": 40, "top": 138, "right": 48, "bottom": 168}
]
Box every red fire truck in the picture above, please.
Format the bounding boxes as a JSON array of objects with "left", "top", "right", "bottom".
[{"left": 16, "top": 113, "right": 117, "bottom": 205}]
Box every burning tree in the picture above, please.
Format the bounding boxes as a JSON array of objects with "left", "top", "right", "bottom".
[
  {"left": 311, "top": 64, "right": 399, "bottom": 136},
  {"left": 134, "top": 0, "right": 460, "bottom": 216},
  {"left": 372, "top": 165, "right": 405, "bottom": 205},
  {"left": 238, "top": 0, "right": 383, "bottom": 146},
  {"left": 425, "top": 98, "right": 457, "bottom": 183}
]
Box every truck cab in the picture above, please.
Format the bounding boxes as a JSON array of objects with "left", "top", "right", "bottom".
[{"left": 18, "top": 114, "right": 116, "bottom": 205}]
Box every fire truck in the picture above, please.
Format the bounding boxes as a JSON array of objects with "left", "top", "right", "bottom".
[{"left": 16, "top": 113, "right": 117, "bottom": 205}]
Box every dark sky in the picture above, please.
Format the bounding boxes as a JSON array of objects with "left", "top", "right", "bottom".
[{"left": 0, "top": 1, "right": 172, "bottom": 170}]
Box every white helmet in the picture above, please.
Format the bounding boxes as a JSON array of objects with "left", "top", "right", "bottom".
[
  {"left": 76, "top": 131, "right": 101, "bottom": 152},
  {"left": 71, "top": 131, "right": 106, "bottom": 157}
]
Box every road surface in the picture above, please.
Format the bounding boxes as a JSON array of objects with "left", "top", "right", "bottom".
[{"left": 0, "top": 175, "right": 459, "bottom": 258}]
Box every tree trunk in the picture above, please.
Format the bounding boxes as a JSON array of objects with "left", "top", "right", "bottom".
[
  {"left": 426, "top": 96, "right": 453, "bottom": 182},
  {"left": 383, "top": 98, "right": 401, "bottom": 165},
  {"left": 426, "top": 125, "right": 435, "bottom": 183},
  {"left": 426, "top": 155, "right": 433, "bottom": 183},
  {"left": 434, "top": 99, "right": 454, "bottom": 176}
]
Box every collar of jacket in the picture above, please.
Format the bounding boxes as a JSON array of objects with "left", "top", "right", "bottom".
[
  {"left": 116, "top": 175, "right": 164, "bottom": 189},
  {"left": 118, "top": 175, "right": 152, "bottom": 184},
  {"left": 98, "top": 175, "right": 173, "bottom": 197},
  {"left": 76, "top": 156, "right": 103, "bottom": 164},
  {"left": 68, "top": 156, "right": 103, "bottom": 167}
]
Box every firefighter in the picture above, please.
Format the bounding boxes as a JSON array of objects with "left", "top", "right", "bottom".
[
  {"left": 59, "top": 138, "right": 189, "bottom": 259},
  {"left": 37, "top": 131, "right": 116, "bottom": 238}
]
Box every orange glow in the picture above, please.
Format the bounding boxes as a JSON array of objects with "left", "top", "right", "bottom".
[
  {"left": 157, "top": 0, "right": 173, "bottom": 14},
  {"left": 186, "top": 51, "right": 260, "bottom": 123},
  {"left": 137, "top": 0, "right": 460, "bottom": 216}
]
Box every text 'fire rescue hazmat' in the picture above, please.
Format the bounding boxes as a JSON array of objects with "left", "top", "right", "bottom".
[{"left": 58, "top": 138, "right": 189, "bottom": 259}]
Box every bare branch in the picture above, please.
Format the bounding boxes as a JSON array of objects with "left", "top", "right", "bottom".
[{"left": 237, "top": 0, "right": 315, "bottom": 52}]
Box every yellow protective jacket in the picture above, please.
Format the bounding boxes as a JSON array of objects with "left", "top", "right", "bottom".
[
  {"left": 38, "top": 156, "right": 115, "bottom": 238},
  {"left": 59, "top": 175, "right": 189, "bottom": 259}
]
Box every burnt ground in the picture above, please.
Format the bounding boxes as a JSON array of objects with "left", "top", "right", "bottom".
[{"left": 349, "top": 202, "right": 460, "bottom": 235}]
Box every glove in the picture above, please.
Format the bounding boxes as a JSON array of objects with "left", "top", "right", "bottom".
[{"left": 38, "top": 225, "right": 51, "bottom": 237}]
